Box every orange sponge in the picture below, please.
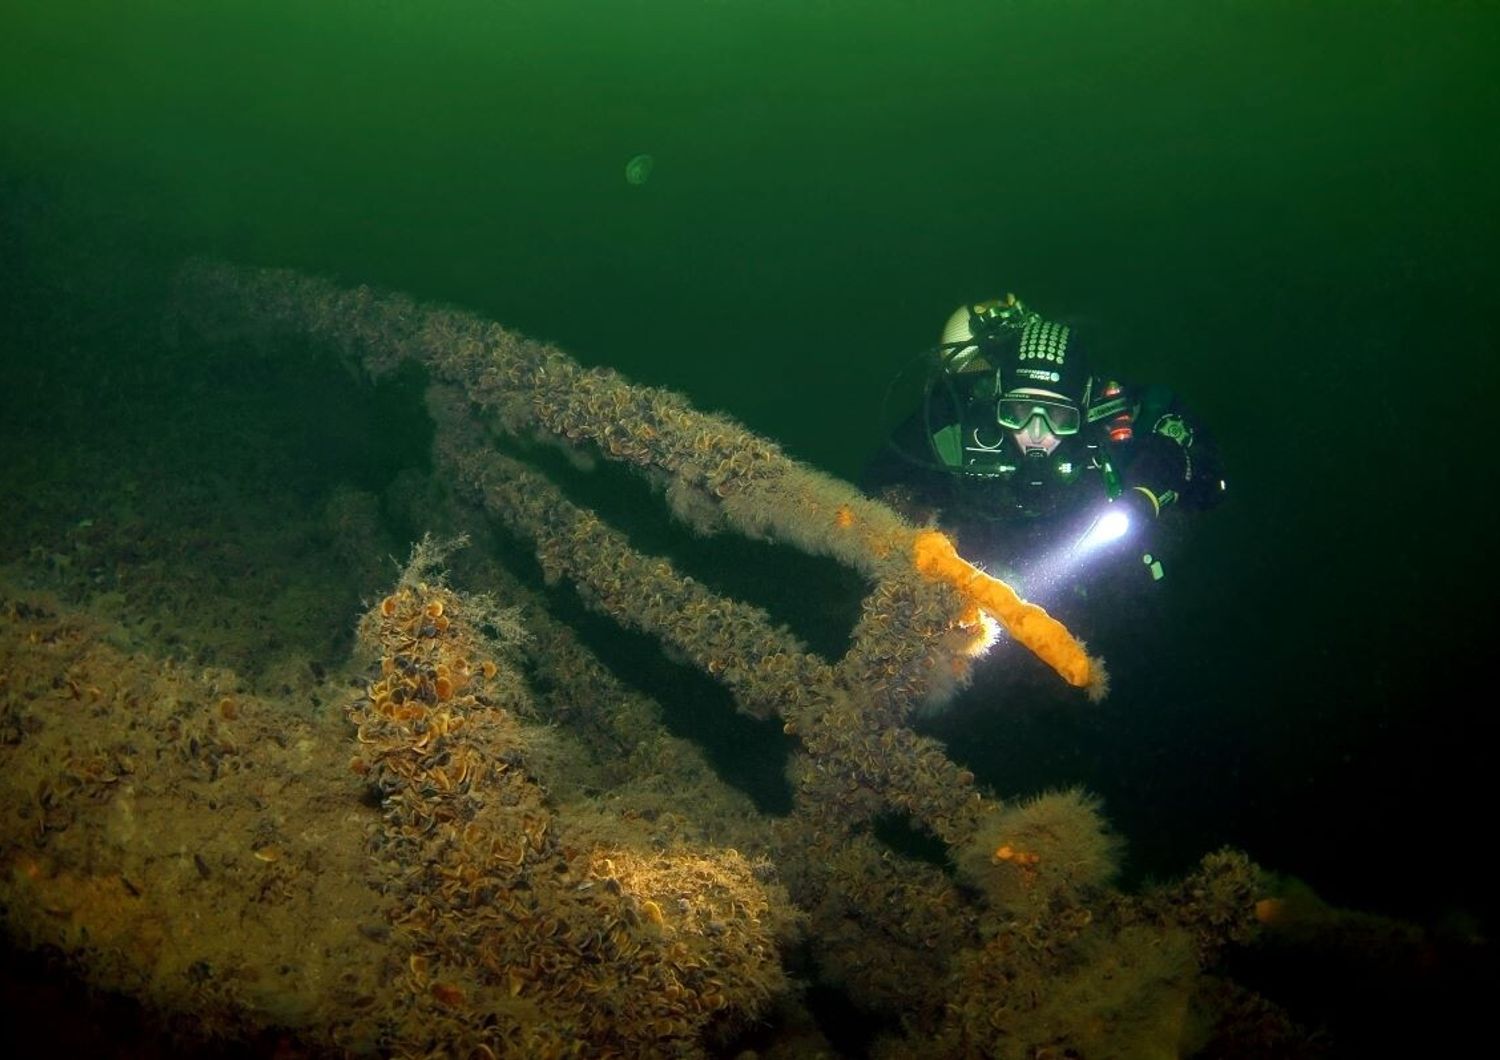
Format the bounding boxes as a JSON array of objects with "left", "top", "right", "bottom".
[{"left": 912, "top": 530, "right": 1095, "bottom": 692}]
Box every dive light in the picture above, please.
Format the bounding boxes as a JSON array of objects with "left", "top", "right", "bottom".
[{"left": 1073, "top": 505, "right": 1131, "bottom": 555}]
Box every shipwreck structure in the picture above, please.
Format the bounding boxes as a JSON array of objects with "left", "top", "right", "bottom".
[{"left": 0, "top": 261, "right": 1311, "bottom": 1057}]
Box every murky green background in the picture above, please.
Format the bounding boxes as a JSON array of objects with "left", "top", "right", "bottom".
[{"left": 3, "top": 0, "right": 1496, "bottom": 972}]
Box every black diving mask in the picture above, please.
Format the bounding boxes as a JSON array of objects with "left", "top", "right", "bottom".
[{"left": 996, "top": 395, "right": 1082, "bottom": 436}]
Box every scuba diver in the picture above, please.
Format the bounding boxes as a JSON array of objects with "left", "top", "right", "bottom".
[{"left": 863, "top": 294, "right": 1226, "bottom": 607}]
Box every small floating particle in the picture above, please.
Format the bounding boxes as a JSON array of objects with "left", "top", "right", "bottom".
[{"left": 624, "top": 153, "right": 654, "bottom": 185}]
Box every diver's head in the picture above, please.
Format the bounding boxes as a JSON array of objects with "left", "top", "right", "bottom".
[
  {"left": 936, "top": 304, "right": 1088, "bottom": 459},
  {"left": 927, "top": 296, "right": 1094, "bottom": 491},
  {"left": 996, "top": 312, "right": 1090, "bottom": 458}
]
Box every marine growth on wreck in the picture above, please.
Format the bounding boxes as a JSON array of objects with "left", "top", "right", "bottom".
[{"left": 0, "top": 261, "right": 1365, "bottom": 1058}]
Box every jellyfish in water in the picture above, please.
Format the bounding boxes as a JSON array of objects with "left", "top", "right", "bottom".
[{"left": 625, "top": 153, "right": 654, "bottom": 186}]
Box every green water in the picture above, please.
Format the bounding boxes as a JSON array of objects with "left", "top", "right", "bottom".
[{"left": 3, "top": 0, "right": 1497, "bottom": 1048}]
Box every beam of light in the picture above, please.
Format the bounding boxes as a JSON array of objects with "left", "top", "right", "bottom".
[{"left": 1003, "top": 505, "right": 1133, "bottom": 605}]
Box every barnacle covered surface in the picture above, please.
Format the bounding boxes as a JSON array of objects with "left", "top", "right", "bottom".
[
  {"left": 0, "top": 591, "right": 390, "bottom": 1050},
  {"left": 348, "top": 568, "right": 793, "bottom": 1056},
  {"left": 0, "top": 560, "right": 796, "bottom": 1057}
]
